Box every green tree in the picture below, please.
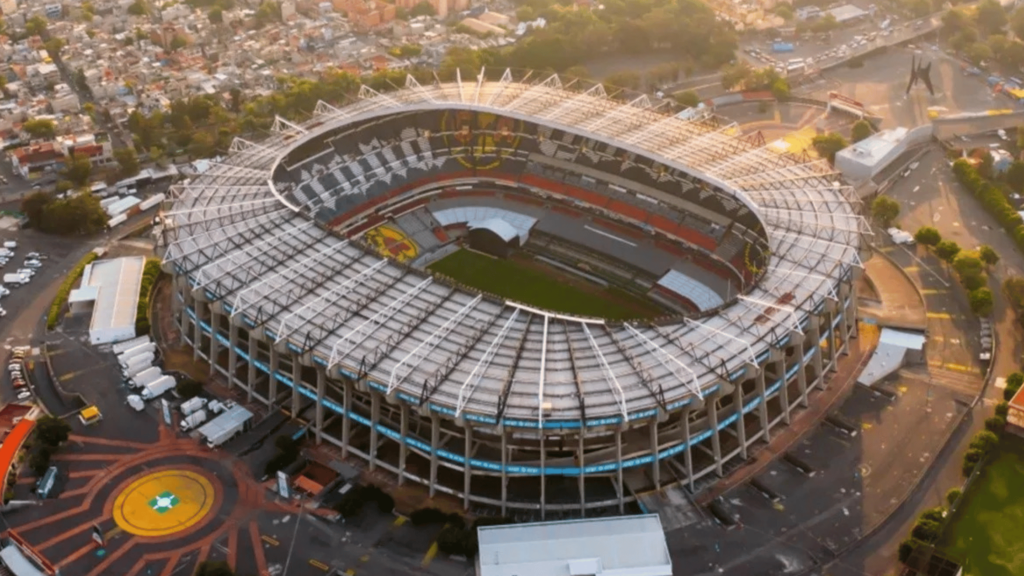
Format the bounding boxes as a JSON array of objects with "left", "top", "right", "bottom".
[
  {"left": 254, "top": 0, "right": 280, "bottom": 27},
  {"left": 169, "top": 34, "right": 188, "bottom": 52},
  {"left": 946, "top": 488, "right": 961, "bottom": 507},
  {"left": 28, "top": 447, "right": 52, "bottom": 476},
  {"left": 871, "top": 196, "right": 900, "bottom": 228},
  {"left": 44, "top": 38, "right": 65, "bottom": 58},
  {"left": 208, "top": 6, "right": 223, "bottom": 24},
  {"left": 35, "top": 415, "right": 71, "bottom": 447},
  {"left": 127, "top": 0, "right": 148, "bottom": 15},
  {"left": 770, "top": 78, "right": 790, "bottom": 100},
  {"left": 811, "top": 132, "right": 848, "bottom": 164},
  {"left": 914, "top": 226, "right": 941, "bottom": 246},
  {"left": 674, "top": 90, "right": 700, "bottom": 107},
  {"left": 409, "top": 0, "right": 436, "bottom": 17},
  {"left": 20, "top": 191, "right": 51, "bottom": 227},
  {"left": 563, "top": 65, "right": 590, "bottom": 80},
  {"left": 60, "top": 155, "right": 92, "bottom": 188},
  {"left": 605, "top": 70, "right": 642, "bottom": 90},
  {"left": 851, "top": 119, "right": 872, "bottom": 143},
  {"left": 953, "top": 253, "right": 984, "bottom": 280},
  {"left": 175, "top": 379, "right": 203, "bottom": 399},
  {"left": 966, "top": 42, "right": 994, "bottom": 64},
  {"left": 39, "top": 193, "right": 108, "bottom": 235},
  {"left": 25, "top": 16, "right": 48, "bottom": 36},
  {"left": 1007, "top": 160, "right": 1024, "bottom": 191},
  {"left": 970, "top": 287, "right": 994, "bottom": 316},
  {"left": 977, "top": 0, "right": 1008, "bottom": 35},
  {"left": 979, "top": 244, "right": 1000, "bottom": 266},
  {"left": 114, "top": 147, "right": 140, "bottom": 178},
  {"left": 22, "top": 118, "right": 56, "bottom": 140},
  {"left": 934, "top": 240, "right": 962, "bottom": 263}
]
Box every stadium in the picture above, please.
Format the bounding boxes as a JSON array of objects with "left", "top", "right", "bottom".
[{"left": 158, "top": 70, "right": 863, "bottom": 517}]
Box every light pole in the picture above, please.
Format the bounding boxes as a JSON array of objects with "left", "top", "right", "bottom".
[{"left": 281, "top": 491, "right": 304, "bottom": 575}]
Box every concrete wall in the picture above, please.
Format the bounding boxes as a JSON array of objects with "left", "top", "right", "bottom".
[{"left": 932, "top": 111, "right": 1024, "bottom": 140}]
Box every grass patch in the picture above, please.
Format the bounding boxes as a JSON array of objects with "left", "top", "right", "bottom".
[
  {"left": 428, "top": 249, "right": 660, "bottom": 320},
  {"left": 47, "top": 251, "right": 99, "bottom": 330},
  {"left": 939, "top": 434, "right": 1024, "bottom": 576}
]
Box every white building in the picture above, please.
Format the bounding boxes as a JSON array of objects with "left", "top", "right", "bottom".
[
  {"left": 834, "top": 127, "right": 917, "bottom": 183},
  {"left": 69, "top": 255, "right": 147, "bottom": 345},
  {"left": 476, "top": 515, "right": 673, "bottom": 576}
]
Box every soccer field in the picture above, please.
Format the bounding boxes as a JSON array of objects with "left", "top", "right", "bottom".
[
  {"left": 939, "top": 435, "right": 1024, "bottom": 576},
  {"left": 428, "top": 249, "right": 662, "bottom": 320}
]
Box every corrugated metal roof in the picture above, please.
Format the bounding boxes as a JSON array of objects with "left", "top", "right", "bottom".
[
  {"left": 0, "top": 544, "right": 48, "bottom": 576},
  {"left": 477, "top": 514, "right": 672, "bottom": 576},
  {"left": 86, "top": 256, "right": 146, "bottom": 337}
]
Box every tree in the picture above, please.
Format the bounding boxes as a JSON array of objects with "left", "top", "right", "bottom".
[
  {"left": 986, "top": 415, "right": 1007, "bottom": 433},
  {"left": 966, "top": 42, "right": 994, "bottom": 65},
  {"left": 770, "top": 78, "right": 790, "bottom": 100},
  {"left": 605, "top": 71, "right": 642, "bottom": 90},
  {"left": 563, "top": 65, "right": 590, "bottom": 80},
  {"left": 871, "top": 196, "right": 900, "bottom": 228},
  {"left": 409, "top": 0, "right": 436, "bottom": 17},
  {"left": 914, "top": 226, "right": 941, "bottom": 247},
  {"left": 979, "top": 244, "right": 999, "bottom": 266},
  {"left": 25, "top": 16, "right": 48, "bottom": 37},
  {"left": 946, "top": 488, "right": 962, "bottom": 507},
  {"left": 114, "top": 147, "right": 140, "bottom": 178},
  {"left": 953, "top": 253, "right": 984, "bottom": 280},
  {"left": 934, "top": 240, "right": 962, "bottom": 263},
  {"left": 1007, "top": 161, "right": 1024, "bottom": 192},
  {"left": 970, "top": 288, "right": 994, "bottom": 316},
  {"left": 61, "top": 155, "right": 92, "bottom": 188},
  {"left": 1005, "top": 371, "right": 1024, "bottom": 400},
  {"left": 977, "top": 0, "right": 1008, "bottom": 35},
  {"left": 811, "top": 132, "right": 848, "bottom": 164},
  {"left": 22, "top": 118, "right": 56, "bottom": 140},
  {"left": 208, "top": 6, "right": 223, "bottom": 24},
  {"left": 28, "top": 447, "right": 52, "bottom": 476},
  {"left": 169, "top": 34, "right": 188, "bottom": 52},
  {"left": 35, "top": 416, "right": 71, "bottom": 447},
  {"left": 38, "top": 193, "right": 108, "bottom": 235},
  {"left": 44, "top": 38, "right": 65, "bottom": 58},
  {"left": 1004, "top": 276, "right": 1024, "bottom": 313},
  {"left": 21, "top": 191, "right": 51, "bottom": 228},
  {"left": 194, "top": 562, "right": 235, "bottom": 576},
  {"left": 254, "top": 0, "right": 280, "bottom": 27},
  {"left": 674, "top": 90, "right": 700, "bottom": 107},
  {"left": 851, "top": 119, "right": 872, "bottom": 143},
  {"left": 127, "top": 0, "right": 148, "bottom": 15}
]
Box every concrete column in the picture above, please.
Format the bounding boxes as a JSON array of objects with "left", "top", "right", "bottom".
[
  {"left": 578, "top": 431, "right": 586, "bottom": 515},
  {"left": 708, "top": 394, "right": 723, "bottom": 477},
  {"left": 791, "top": 330, "right": 808, "bottom": 406},
  {"left": 193, "top": 299, "right": 205, "bottom": 361},
  {"left": 246, "top": 336, "right": 257, "bottom": 403},
  {"left": 840, "top": 308, "right": 852, "bottom": 355},
  {"left": 778, "top": 354, "right": 791, "bottom": 424},
  {"left": 540, "top": 432, "right": 548, "bottom": 518},
  {"left": 649, "top": 420, "right": 660, "bottom": 490},
  {"left": 753, "top": 364, "right": 770, "bottom": 443},
  {"left": 429, "top": 414, "right": 440, "bottom": 498},
  {"left": 227, "top": 322, "right": 238, "bottom": 390},
  {"left": 315, "top": 364, "right": 326, "bottom": 445},
  {"left": 733, "top": 383, "right": 746, "bottom": 459},
  {"left": 172, "top": 281, "right": 184, "bottom": 334},
  {"left": 208, "top": 310, "right": 220, "bottom": 375},
  {"left": 369, "top": 393, "right": 380, "bottom": 472},
  {"left": 398, "top": 404, "right": 408, "bottom": 485},
  {"left": 683, "top": 409, "right": 694, "bottom": 492},
  {"left": 463, "top": 425, "right": 472, "bottom": 509},
  {"left": 341, "top": 379, "right": 352, "bottom": 459},
  {"left": 268, "top": 347, "right": 279, "bottom": 408},
  {"left": 500, "top": 429, "right": 508, "bottom": 516},
  {"left": 809, "top": 321, "right": 824, "bottom": 381},
  {"left": 615, "top": 427, "right": 625, "bottom": 514},
  {"left": 290, "top": 356, "right": 301, "bottom": 415}
]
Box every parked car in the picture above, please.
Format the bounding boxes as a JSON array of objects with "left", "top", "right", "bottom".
[{"left": 23, "top": 260, "right": 41, "bottom": 269}]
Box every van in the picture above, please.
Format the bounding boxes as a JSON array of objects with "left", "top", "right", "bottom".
[
  {"left": 2, "top": 241, "right": 15, "bottom": 249},
  {"left": 36, "top": 466, "right": 60, "bottom": 499}
]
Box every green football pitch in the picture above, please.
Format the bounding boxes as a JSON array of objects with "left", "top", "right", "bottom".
[
  {"left": 427, "top": 249, "right": 662, "bottom": 320},
  {"left": 939, "top": 434, "right": 1024, "bottom": 576}
]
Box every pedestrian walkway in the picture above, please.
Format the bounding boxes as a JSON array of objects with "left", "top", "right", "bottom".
[{"left": 860, "top": 250, "right": 927, "bottom": 330}]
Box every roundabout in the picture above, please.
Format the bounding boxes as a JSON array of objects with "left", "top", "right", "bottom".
[{"left": 112, "top": 468, "right": 217, "bottom": 538}]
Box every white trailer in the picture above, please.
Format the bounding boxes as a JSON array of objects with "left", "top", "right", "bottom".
[
  {"left": 117, "top": 342, "right": 156, "bottom": 363},
  {"left": 2, "top": 274, "right": 27, "bottom": 286},
  {"left": 127, "top": 395, "right": 145, "bottom": 412},
  {"left": 180, "top": 397, "right": 207, "bottom": 416},
  {"left": 141, "top": 375, "right": 176, "bottom": 400},
  {"left": 119, "top": 350, "right": 155, "bottom": 369},
  {"left": 198, "top": 405, "right": 253, "bottom": 448},
  {"left": 180, "top": 409, "right": 208, "bottom": 432},
  {"left": 112, "top": 336, "right": 151, "bottom": 355},
  {"left": 130, "top": 368, "right": 163, "bottom": 390},
  {"left": 123, "top": 359, "right": 155, "bottom": 380},
  {"left": 120, "top": 352, "right": 155, "bottom": 373}
]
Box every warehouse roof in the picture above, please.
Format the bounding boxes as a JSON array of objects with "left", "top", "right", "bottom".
[
  {"left": 77, "top": 256, "right": 146, "bottom": 339},
  {"left": 477, "top": 514, "right": 672, "bottom": 576}
]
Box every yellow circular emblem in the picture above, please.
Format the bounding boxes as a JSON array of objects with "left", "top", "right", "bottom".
[{"left": 112, "top": 470, "right": 216, "bottom": 537}]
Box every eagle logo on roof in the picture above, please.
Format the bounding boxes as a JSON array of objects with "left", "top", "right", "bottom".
[{"left": 442, "top": 111, "right": 522, "bottom": 170}]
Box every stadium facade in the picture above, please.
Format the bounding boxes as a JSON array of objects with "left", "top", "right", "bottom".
[{"left": 159, "top": 71, "right": 864, "bottom": 516}]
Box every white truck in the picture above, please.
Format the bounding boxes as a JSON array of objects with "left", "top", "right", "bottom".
[
  {"left": 198, "top": 405, "right": 253, "bottom": 448},
  {"left": 180, "top": 397, "right": 207, "bottom": 416},
  {"left": 127, "top": 395, "right": 145, "bottom": 412},
  {"left": 117, "top": 342, "right": 156, "bottom": 363},
  {"left": 123, "top": 358, "right": 154, "bottom": 380},
  {"left": 119, "top": 350, "right": 155, "bottom": 369},
  {"left": 112, "top": 336, "right": 151, "bottom": 355},
  {"left": 180, "top": 409, "right": 208, "bottom": 432},
  {"left": 141, "top": 375, "right": 176, "bottom": 400},
  {"left": 130, "top": 368, "right": 163, "bottom": 390},
  {"left": 2, "top": 273, "right": 27, "bottom": 286},
  {"left": 207, "top": 400, "right": 228, "bottom": 415},
  {"left": 120, "top": 352, "right": 155, "bottom": 375}
]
